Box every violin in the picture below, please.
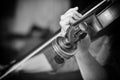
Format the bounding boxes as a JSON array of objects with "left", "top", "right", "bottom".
[{"left": 0, "top": 0, "right": 120, "bottom": 79}]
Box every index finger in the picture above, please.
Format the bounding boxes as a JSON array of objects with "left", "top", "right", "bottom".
[{"left": 65, "top": 7, "right": 79, "bottom": 15}]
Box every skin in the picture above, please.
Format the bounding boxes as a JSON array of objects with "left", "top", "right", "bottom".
[
  {"left": 0, "top": 3, "right": 110, "bottom": 80},
  {"left": 15, "top": 7, "right": 109, "bottom": 80},
  {"left": 60, "top": 7, "right": 108, "bottom": 80}
]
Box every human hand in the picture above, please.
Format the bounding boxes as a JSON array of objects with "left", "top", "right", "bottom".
[
  {"left": 59, "top": 7, "right": 90, "bottom": 53},
  {"left": 59, "top": 7, "right": 83, "bottom": 36}
]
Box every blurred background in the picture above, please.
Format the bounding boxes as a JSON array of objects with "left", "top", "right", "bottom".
[{"left": 0, "top": 0, "right": 120, "bottom": 80}]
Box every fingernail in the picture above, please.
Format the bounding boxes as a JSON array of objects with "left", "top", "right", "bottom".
[{"left": 75, "top": 7, "right": 78, "bottom": 10}]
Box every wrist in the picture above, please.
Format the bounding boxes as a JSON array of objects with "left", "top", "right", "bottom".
[{"left": 75, "top": 49, "right": 90, "bottom": 58}]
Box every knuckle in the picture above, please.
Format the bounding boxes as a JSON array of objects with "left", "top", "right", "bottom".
[
  {"left": 59, "top": 21, "right": 65, "bottom": 27},
  {"left": 59, "top": 21, "right": 63, "bottom": 25},
  {"left": 68, "top": 8, "right": 74, "bottom": 12},
  {"left": 60, "top": 15, "right": 64, "bottom": 20}
]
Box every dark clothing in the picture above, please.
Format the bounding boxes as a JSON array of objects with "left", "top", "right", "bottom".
[{"left": 6, "top": 71, "right": 83, "bottom": 80}]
